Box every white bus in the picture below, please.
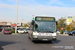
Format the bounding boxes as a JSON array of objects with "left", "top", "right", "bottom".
[{"left": 28, "top": 16, "right": 57, "bottom": 42}]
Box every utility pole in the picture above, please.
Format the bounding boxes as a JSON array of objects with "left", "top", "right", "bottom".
[{"left": 15, "top": 0, "right": 18, "bottom": 33}]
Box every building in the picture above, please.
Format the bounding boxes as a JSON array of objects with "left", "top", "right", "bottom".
[
  {"left": 0, "top": 21, "right": 27, "bottom": 28},
  {"left": 65, "top": 16, "right": 75, "bottom": 25}
]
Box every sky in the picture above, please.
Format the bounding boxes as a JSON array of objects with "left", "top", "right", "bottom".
[{"left": 0, "top": 0, "right": 75, "bottom": 22}]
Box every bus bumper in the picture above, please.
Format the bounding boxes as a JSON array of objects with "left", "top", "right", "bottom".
[{"left": 32, "top": 36, "right": 57, "bottom": 41}]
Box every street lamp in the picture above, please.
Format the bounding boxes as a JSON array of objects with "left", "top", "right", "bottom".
[{"left": 15, "top": 0, "right": 18, "bottom": 33}]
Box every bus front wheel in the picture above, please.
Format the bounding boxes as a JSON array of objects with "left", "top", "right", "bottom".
[{"left": 31, "top": 37, "right": 35, "bottom": 42}]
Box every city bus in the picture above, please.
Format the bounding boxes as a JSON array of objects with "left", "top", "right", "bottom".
[{"left": 28, "top": 16, "right": 57, "bottom": 42}]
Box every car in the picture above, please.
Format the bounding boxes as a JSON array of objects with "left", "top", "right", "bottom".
[
  {"left": 56, "top": 30, "right": 60, "bottom": 34},
  {"left": 64, "top": 30, "right": 68, "bottom": 34},
  {"left": 17, "top": 29, "right": 25, "bottom": 33},
  {"left": 17, "top": 29, "right": 28, "bottom": 33},
  {"left": 68, "top": 31, "right": 75, "bottom": 36},
  {"left": 24, "top": 29, "right": 28, "bottom": 33},
  {"left": 3, "top": 29, "right": 11, "bottom": 34}
]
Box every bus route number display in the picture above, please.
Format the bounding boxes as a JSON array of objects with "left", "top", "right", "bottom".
[{"left": 35, "top": 17, "right": 55, "bottom": 21}]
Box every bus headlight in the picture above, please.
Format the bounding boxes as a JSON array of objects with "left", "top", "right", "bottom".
[
  {"left": 33, "top": 32, "right": 39, "bottom": 35},
  {"left": 52, "top": 33, "right": 57, "bottom": 36},
  {"left": 33, "top": 36, "right": 37, "bottom": 38}
]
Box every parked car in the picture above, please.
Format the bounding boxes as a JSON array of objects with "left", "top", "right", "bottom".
[
  {"left": 56, "top": 30, "right": 60, "bottom": 34},
  {"left": 68, "top": 31, "right": 75, "bottom": 36},
  {"left": 17, "top": 29, "right": 28, "bottom": 33},
  {"left": 24, "top": 29, "right": 28, "bottom": 33},
  {"left": 3, "top": 29, "right": 11, "bottom": 34},
  {"left": 64, "top": 30, "right": 68, "bottom": 34},
  {"left": 17, "top": 29, "right": 25, "bottom": 33}
]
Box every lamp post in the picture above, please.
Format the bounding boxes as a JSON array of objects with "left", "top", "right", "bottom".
[{"left": 15, "top": 0, "right": 18, "bottom": 33}]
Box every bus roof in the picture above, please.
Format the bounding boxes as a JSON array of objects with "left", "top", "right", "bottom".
[
  {"left": 34, "top": 16, "right": 55, "bottom": 18},
  {"left": 33, "top": 16, "right": 56, "bottom": 21}
]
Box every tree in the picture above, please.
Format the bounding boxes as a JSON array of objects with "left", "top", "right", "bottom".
[
  {"left": 69, "top": 24, "right": 73, "bottom": 31},
  {"left": 57, "top": 17, "right": 66, "bottom": 30},
  {"left": 65, "top": 25, "right": 67, "bottom": 30},
  {"left": 23, "top": 23, "right": 29, "bottom": 27},
  {"left": 72, "top": 20, "right": 75, "bottom": 27},
  {"left": 66, "top": 23, "right": 73, "bottom": 32},
  {"left": 57, "top": 17, "right": 75, "bottom": 32}
]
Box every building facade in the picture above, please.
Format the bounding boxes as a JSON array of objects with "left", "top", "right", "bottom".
[
  {"left": 65, "top": 16, "right": 75, "bottom": 25},
  {"left": 0, "top": 21, "right": 26, "bottom": 27}
]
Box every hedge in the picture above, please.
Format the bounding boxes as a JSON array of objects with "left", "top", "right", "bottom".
[{"left": 9, "top": 29, "right": 15, "bottom": 33}]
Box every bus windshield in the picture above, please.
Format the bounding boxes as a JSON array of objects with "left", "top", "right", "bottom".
[{"left": 35, "top": 21, "right": 56, "bottom": 32}]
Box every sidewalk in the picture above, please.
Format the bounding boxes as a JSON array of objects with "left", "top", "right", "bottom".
[{"left": 58, "top": 34, "right": 68, "bottom": 36}]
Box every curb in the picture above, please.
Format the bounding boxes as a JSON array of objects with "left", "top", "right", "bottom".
[
  {"left": 58, "top": 34, "right": 68, "bottom": 36},
  {"left": 12, "top": 33, "right": 21, "bottom": 35},
  {"left": 11, "top": 33, "right": 27, "bottom": 35}
]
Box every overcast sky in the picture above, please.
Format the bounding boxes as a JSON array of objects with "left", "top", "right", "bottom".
[{"left": 0, "top": 0, "right": 75, "bottom": 22}]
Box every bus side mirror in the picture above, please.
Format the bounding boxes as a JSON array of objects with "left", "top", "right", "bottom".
[
  {"left": 31, "top": 21, "right": 35, "bottom": 25},
  {"left": 56, "top": 21, "right": 58, "bottom": 25}
]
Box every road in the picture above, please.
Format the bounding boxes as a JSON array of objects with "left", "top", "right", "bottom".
[{"left": 0, "top": 32, "right": 75, "bottom": 50}]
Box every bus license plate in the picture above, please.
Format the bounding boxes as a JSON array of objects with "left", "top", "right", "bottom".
[
  {"left": 42, "top": 39, "right": 48, "bottom": 41},
  {"left": 39, "top": 33, "right": 51, "bottom": 36}
]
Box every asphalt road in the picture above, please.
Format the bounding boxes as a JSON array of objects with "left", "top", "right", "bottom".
[{"left": 0, "top": 32, "right": 75, "bottom": 50}]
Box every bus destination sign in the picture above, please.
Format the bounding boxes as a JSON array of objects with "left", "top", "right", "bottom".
[{"left": 35, "top": 17, "right": 55, "bottom": 21}]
